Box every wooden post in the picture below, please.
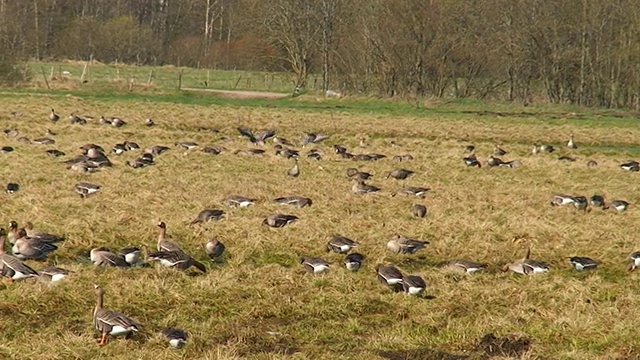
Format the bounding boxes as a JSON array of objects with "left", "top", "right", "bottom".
[
  {"left": 128, "top": 77, "right": 134, "bottom": 91},
  {"left": 40, "top": 67, "right": 50, "bottom": 89},
  {"left": 178, "top": 70, "right": 183, "bottom": 90},
  {"left": 233, "top": 75, "right": 242, "bottom": 89},
  {"left": 49, "top": 66, "right": 54, "bottom": 80},
  {"left": 80, "top": 60, "right": 89, "bottom": 83},
  {"left": 206, "top": 70, "right": 210, "bottom": 87},
  {"left": 115, "top": 59, "right": 120, "bottom": 81},
  {"left": 147, "top": 69, "right": 154, "bottom": 85}
]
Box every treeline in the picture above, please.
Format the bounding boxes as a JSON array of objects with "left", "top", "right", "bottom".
[{"left": 1, "top": 0, "right": 640, "bottom": 108}]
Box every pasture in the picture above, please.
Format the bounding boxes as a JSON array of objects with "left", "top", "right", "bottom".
[{"left": 1, "top": 91, "right": 640, "bottom": 360}]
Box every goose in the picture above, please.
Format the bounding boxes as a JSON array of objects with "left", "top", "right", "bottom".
[
  {"left": 300, "top": 257, "right": 330, "bottom": 274},
  {"left": 237, "top": 127, "right": 276, "bottom": 145},
  {"left": 487, "top": 155, "right": 505, "bottom": 167},
  {"left": 17, "top": 136, "right": 30, "bottom": 144},
  {"left": 393, "top": 186, "right": 430, "bottom": 198},
  {"left": 161, "top": 328, "right": 188, "bottom": 349},
  {"left": 46, "top": 129, "right": 56, "bottom": 136},
  {"left": 628, "top": 252, "right": 640, "bottom": 272},
  {"left": 202, "top": 146, "right": 225, "bottom": 155},
  {"left": 351, "top": 179, "right": 380, "bottom": 194},
  {"left": 12, "top": 236, "right": 58, "bottom": 260},
  {"left": 503, "top": 159, "right": 523, "bottom": 168},
  {"left": 80, "top": 144, "right": 105, "bottom": 154},
  {"left": 326, "top": 235, "right": 358, "bottom": 254},
  {"left": 93, "top": 284, "right": 141, "bottom": 346},
  {"left": 276, "top": 148, "right": 300, "bottom": 159},
  {"left": 338, "top": 152, "right": 354, "bottom": 159},
  {"left": 90, "top": 247, "right": 130, "bottom": 268},
  {"left": 111, "top": 118, "right": 126, "bottom": 127},
  {"left": 550, "top": 194, "right": 575, "bottom": 206},
  {"left": 69, "top": 162, "right": 101, "bottom": 173},
  {"left": 352, "top": 154, "right": 374, "bottom": 161},
  {"left": 610, "top": 200, "right": 630, "bottom": 212},
  {"left": 402, "top": 275, "right": 427, "bottom": 295},
  {"left": 386, "top": 168, "right": 415, "bottom": 180},
  {"left": 274, "top": 196, "right": 312, "bottom": 208},
  {"left": 175, "top": 141, "right": 198, "bottom": 150},
  {"left": 24, "top": 222, "right": 64, "bottom": 243},
  {"left": 205, "top": 239, "right": 225, "bottom": 260},
  {"left": 1, "top": 146, "right": 13, "bottom": 153},
  {"left": 572, "top": 196, "right": 588, "bottom": 212},
  {"left": 444, "top": 259, "right": 487, "bottom": 274},
  {"left": 464, "top": 145, "right": 475, "bottom": 153},
  {"left": 346, "top": 168, "right": 372, "bottom": 180},
  {"left": 3, "top": 129, "right": 18, "bottom": 137},
  {"left": 123, "top": 141, "right": 139, "bottom": 151},
  {"left": 587, "top": 160, "right": 598, "bottom": 167},
  {"left": 6, "top": 183, "right": 19, "bottom": 194},
  {"left": 375, "top": 264, "right": 404, "bottom": 292},
  {"left": 287, "top": 159, "right": 300, "bottom": 177},
  {"left": 273, "top": 136, "right": 293, "bottom": 146},
  {"left": 112, "top": 143, "right": 127, "bottom": 155},
  {"left": 463, "top": 154, "right": 481, "bottom": 167},
  {"left": 502, "top": 246, "right": 549, "bottom": 275},
  {"left": 49, "top": 108, "right": 60, "bottom": 122},
  {"left": 410, "top": 204, "right": 428, "bottom": 218},
  {"left": 85, "top": 148, "right": 112, "bottom": 167},
  {"left": 126, "top": 155, "right": 154, "bottom": 169},
  {"left": 620, "top": 160, "right": 640, "bottom": 172},
  {"left": 538, "top": 144, "right": 555, "bottom": 153},
  {"left": 99, "top": 115, "right": 111, "bottom": 125},
  {"left": 39, "top": 265, "right": 73, "bottom": 282},
  {"left": 234, "top": 148, "right": 266, "bottom": 156},
  {"left": 494, "top": 144, "right": 507, "bottom": 156},
  {"left": 189, "top": 209, "right": 225, "bottom": 225},
  {"left": 387, "top": 235, "right": 429, "bottom": 254},
  {"left": 119, "top": 247, "right": 144, "bottom": 267},
  {"left": 306, "top": 149, "right": 322, "bottom": 160},
  {"left": 7, "top": 221, "right": 23, "bottom": 244},
  {"left": 75, "top": 182, "right": 101, "bottom": 198},
  {"left": 144, "top": 145, "right": 170, "bottom": 155},
  {"left": 0, "top": 229, "right": 39, "bottom": 282},
  {"left": 147, "top": 249, "right": 207, "bottom": 273},
  {"left": 567, "top": 134, "right": 577, "bottom": 149},
  {"left": 590, "top": 195, "right": 606, "bottom": 209},
  {"left": 368, "top": 153, "right": 387, "bottom": 160},
  {"left": 333, "top": 144, "right": 348, "bottom": 154},
  {"left": 262, "top": 213, "right": 299, "bottom": 228},
  {"left": 344, "top": 253, "right": 365, "bottom": 271},
  {"left": 568, "top": 256, "right": 598, "bottom": 271},
  {"left": 531, "top": 144, "right": 539, "bottom": 155},
  {"left": 558, "top": 155, "right": 576, "bottom": 162},
  {"left": 224, "top": 195, "right": 255, "bottom": 208},
  {"left": 33, "top": 137, "right": 55, "bottom": 145},
  {"left": 144, "top": 118, "right": 155, "bottom": 126},
  {"left": 156, "top": 222, "right": 182, "bottom": 252},
  {"left": 302, "top": 133, "right": 330, "bottom": 146},
  {"left": 69, "top": 113, "right": 87, "bottom": 124},
  {"left": 46, "top": 149, "right": 65, "bottom": 157}
]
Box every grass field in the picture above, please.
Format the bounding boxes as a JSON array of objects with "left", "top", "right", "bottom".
[{"left": 2, "top": 89, "right": 640, "bottom": 360}]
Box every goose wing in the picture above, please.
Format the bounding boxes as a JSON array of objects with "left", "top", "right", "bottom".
[
  {"left": 256, "top": 130, "right": 276, "bottom": 142},
  {"left": 95, "top": 308, "right": 140, "bottom": 331},
  {"left": 95, "top": 251, "right": 129, "bottom": 267},
  {"left": 1, "top": 254, "right": 39, "bottom": 276},
  {"left": 237, "top": 127, "right": 256, "bottom": 142}
]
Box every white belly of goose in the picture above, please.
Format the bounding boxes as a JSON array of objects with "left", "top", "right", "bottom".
[
  {"left": 159, "top": 259, "right": 180, "bottom": 268},
  {"left": 407, "top": 286, "right": 424, "bottom": 295},
  {"left": 385, "top": 278, "right": 402, "bottom": 285},
  {"left": 466, "top": 267, "right": 484, "bottom": 274},
  {"left": 312, "top": 264, "right": 329, "bottom": 273},
  {"left": 169, "top": 339, "right": 185, "bottom": 348},
  {"left": 109, "top": 325, "right": 133, "bottom": 336},
  {"left": 12, "top": 271, "right": 36, "bottom": 281},
  {"left": 50, "top": 273, "right": 67, "bottom": 282}
]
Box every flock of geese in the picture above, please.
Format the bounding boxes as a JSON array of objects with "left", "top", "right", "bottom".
[{"left": 0, "top": 108, "right": 637, "bottom": 349}]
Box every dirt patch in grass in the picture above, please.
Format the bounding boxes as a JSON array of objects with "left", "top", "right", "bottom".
[{"left": 181, "top": 87, "right": 289, "bottom": 100}]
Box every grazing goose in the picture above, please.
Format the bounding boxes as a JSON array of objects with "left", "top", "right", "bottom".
[
  {"left": 46, "top": 149, "right": 65, "bottom": 157},
  {"left": 144, "top": 118, "right": 155, "bottom": 126},
  {"left": 33, "top": 137, "right": 55, "bottom": 145},
  {"left": 93, "top": 284, "right": 140, "bottom": 346},
  {"left": 375, "top": 264, "right": 404, "bottom": 292},
  {"left": 3, "top": 129, "right": 18, "bottom": 137},
  {"left": 276, "top": 148, "right": 300, "bottom": 159},
  {"left": 538, "top": 144, "right": 555, "bottom": 153},
  {"left": 111, "top": 118, "right": 126, "bottom": 127},
  {"left": 346, "top": 168, "right": 373, "bottom": 180},
  {"left": 90, "top": 247, "right": 129, "bottom": 268},
  {"left": 326, "top": 235, "right": 358, "bottom": 254},
  {"left": 567, "top": 134, "right": 577, "bottom": 149},
  {"left": 351, "top": 179, "right": 380, "bottom": 194},
  {"left": 386, "top": 168, "right": 415, "bottom": 180},
  {"left": 569, "top": 256, "right": 598, "bottom": 271},
  {"left": 80, "top": 144, "right": 106, "bottom": 154},
  {"left": 307, "top": 149, "right": 323, "bottom": 160},
  {"left": 224, "top": 195, "right": 255, "bottom": 208},
  {"left": 287, "top": 159, "right": 300, "bottom": 177},
  {"left": 487, "top": 155, "right": 505, "bottom": 167},
  {"left": 85, "top": 148, "right": 112, "bottom": 167},
  {"left": 590, "top": 195, "right": 606, "bottom": 209},
  {"left": 410, "top": 204, "right": 428, "bottom": 218},
  {"left": 620, "top": 160, "right": 640, "bottom": 172},
  {"left": 175, "top": 141, "right": 198, "bottom": 150},
  {"left": 49, "top": 108, "right": 60, "bottom": 122},
  {"left": 274, "top": 196, "right": 313, "bottom": 208},
  {"left": 145, "top": 145, "right": 170, "bottom": 155},
  {"left": 23, "top": 222, "right": 64, "bottom": 243},
  {"left": 463, "top": 154, "right": 481, "bottom": 167},
  {"left": 189, "top": 209, "right": 225, "bottom": 225},
  {"left": 393, "top": 186, "right": 430, "bottom": 198},
  {"left": 202, "top": 146, "right": 225, "bottom": 155},
  {"left": 119, "top": 247, "right": 144, "bottom": 267},
  {"left": 204, "top": 239, "right": 225, "bottom": 260},
  {"left": 344, "top": 253, "right": 365, "bottom": 271},
  {"left": 156, "top": 222, "right": 182, "bottom": 252},
  {"left": 302, "top": 133, "right": 330, "bottom": 146},
  {"left": 262, "top": 213, "right": 299, "bottom": 228},
  {"left": 333, "top": 144, "right": 348, "bottom": 154},
  {"left": 234, "top": 148, "right": 266, "bottom": 156},
  {"left": 628, "top": 252, "right": 640, "bottom": 272},
  {"left": 147, "top": 250, "right": 207, "bottom": 273},
  {"left": 502, "top": 246, "right": 549, "bottom": 275},
  {"left": 494, "top": 144, "right": 507, "bottom": 156},
  {"left": 0, "top": 229, "right": 39, "bottom": 282},
  {"left": 610, "top": 200, "right": 630, "bottom": 212},
  {"left": 69, "top": 113, "right": 87, "bottom": 125},
  {"left": 464, "top": 145, "right": 475, "bottom": 153},
  {"left": 237, "top": 127, "right": 276, "bottom": 145},
  {"left": 300, "top": 257, "right": 330, "bottom": 274},
  {"left": 402, "top": 275, "right": 427, "bottom": 296},
  {"left": 444, "top": 259, "right": 487, "bottom": 274},
  {"left": 69, "top": 162, "right": 101, "bottom": 173},
  {"left": 572, "top": 196, "right": 588, "bottom": 212},
  {"left": 273, "top": 136, "right": 293, "bottom": 146},
  {"left": 6, "top": 183, "right": 19, "bottom": 194},
  {"left": 112, "top": 143, "right": 127, "bottom": 155},
  {"left": 126, "top": 154, "right": 154, "bottom": 168},
  {"left": 550, "top": 194, "right": 575, "bottom": 206},
  {"left": 124, "top": 141, "right": 139, "bottom": 151},
  {"left": 1, "top": 146, "right": 13, "bottom": 153},
  {"left": 586, "top": 160, "right": 598, "bottom": 167},
  {"left": 161, "top": 327, "right": 188, "bottom": 349},
  {"left": 39, "top": 265, "right": 73, "bottom": 282},
  {"left": 387, "top": 235, "right": 429, "bottom": 254},
  {"left": 12, "top": 236, "right": 58, "bottom": 260},
  {"left": 75, "top": 182, "right": 101, "bottom": 198}
]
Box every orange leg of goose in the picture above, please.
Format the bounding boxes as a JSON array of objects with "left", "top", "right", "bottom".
[{"left": 97, "top": 333, "right": 108, "bottom": 346}]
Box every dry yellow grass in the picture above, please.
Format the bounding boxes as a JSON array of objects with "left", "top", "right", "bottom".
[{"left": 1, "top": 94, "right": 640, "bottom": 359}]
